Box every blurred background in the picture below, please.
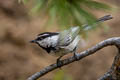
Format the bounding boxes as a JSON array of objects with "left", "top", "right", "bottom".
[{"left": 0, "top": 0, "right": 120, "bottom": 80}]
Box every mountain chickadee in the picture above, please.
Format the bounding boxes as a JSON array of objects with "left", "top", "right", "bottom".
[{"left": 30, "top": 15, "right": 112, "bottom": 67}]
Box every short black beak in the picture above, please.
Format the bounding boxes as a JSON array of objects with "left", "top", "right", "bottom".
[{"left": 30, "top": 40, "right": 36, "bottom": 43}]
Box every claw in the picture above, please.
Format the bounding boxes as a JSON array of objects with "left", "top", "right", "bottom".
[
  {"left": 56, "top": 56, "right": 63, "bottom": 68},
  {"left": 74, "top": 52, "right": 79, "bottom": 61},
  {"left": 73, "top": 47, "right": 79, "bottom": 61}
]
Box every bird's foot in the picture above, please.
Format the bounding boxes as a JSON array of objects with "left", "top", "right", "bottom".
[
  {"left": 57, "top": 58, "right": 63, "bottom": 68},
  {"left": 74, "top": 52, "right": 79, "bottom": 61}
]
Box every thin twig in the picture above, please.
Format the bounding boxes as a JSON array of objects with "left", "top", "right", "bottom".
[{"left": 27, "top": 37, "right": 120, "bottom": 80}]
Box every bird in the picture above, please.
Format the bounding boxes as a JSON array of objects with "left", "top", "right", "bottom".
[
  {"left": 30, "top": 26, "right": 80, "bottom": 67},
  {"left": 30, "top": 15, "right": 112, "bottom": 67}
]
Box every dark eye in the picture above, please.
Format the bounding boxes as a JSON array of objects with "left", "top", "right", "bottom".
[{"left": 36, "top": 37, "right": 42, "bottom": 40}]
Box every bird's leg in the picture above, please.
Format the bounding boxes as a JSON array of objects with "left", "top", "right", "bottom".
[
  {"left": 57, "top": 56, "right": 63, "bottom": 68},
  {"left": 73, "top": 47, "right": 79, "bottom": 61}
]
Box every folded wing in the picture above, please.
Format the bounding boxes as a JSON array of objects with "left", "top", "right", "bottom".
[{"left": 57, "top": 26, "right": 80, "bottom": 47}]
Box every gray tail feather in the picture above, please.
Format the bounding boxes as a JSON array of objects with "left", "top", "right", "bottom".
[
  {"left": 83, "top": 15, "right": 113, "bottom": 31},
  {"left": 96, "top": 15, "right": 113, "bottom": 22}
]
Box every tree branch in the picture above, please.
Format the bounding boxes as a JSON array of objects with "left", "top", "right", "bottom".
[
  {"left": 99, "top": 38, "right": 120, "bottom": 80},
  {"left": 27, "top": 37, "right": 120, "bottom": 80}
]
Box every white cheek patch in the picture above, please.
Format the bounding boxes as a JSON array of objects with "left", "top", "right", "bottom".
[
  {"left": 37, "top": 35, "right": 59, "bottom": 48},
  {"left": 48, "top": 35, "right": 59, "bottom": 47}
]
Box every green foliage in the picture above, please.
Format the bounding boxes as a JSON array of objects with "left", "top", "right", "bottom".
[
  {"left": 83, "top": 0, "right": 111, "bottom": 10},
  {"left": 53, "top": 70, "right": 72, "bottom": 80},
  {"left": 23, "top": 0, "right": 111, "bottom": 29},
  {"left": 18, "top": 0, "right": 28, "bottom": 4}
]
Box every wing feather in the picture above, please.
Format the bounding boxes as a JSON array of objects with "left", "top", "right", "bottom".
[{"left": 57, "top": 26, "right": 80, "bottom": 46}]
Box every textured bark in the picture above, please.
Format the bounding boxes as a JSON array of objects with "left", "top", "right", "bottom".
[{"left": 99, "top": 44, "right": 120, "bottom": 80}]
